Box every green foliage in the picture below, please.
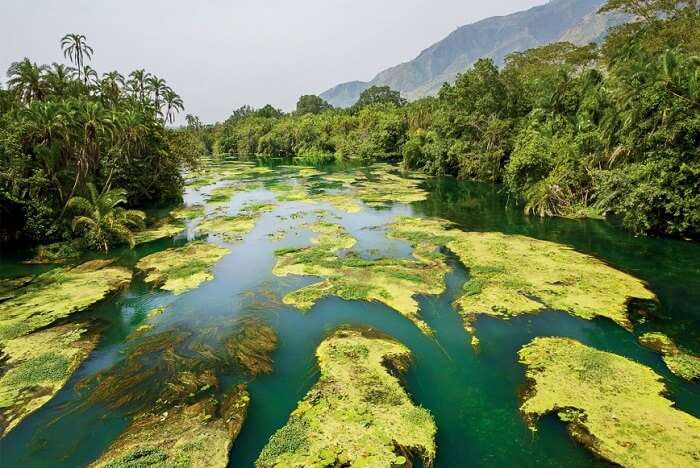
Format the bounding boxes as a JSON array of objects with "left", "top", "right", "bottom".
[
  {"left": 211, "top": 2, "right": 699, "bottom": 237},
  {"left": 295, "top": 94, "right": 332, "bottom": 115},
  {"left": 1, "top": 33, "right": 193, "bottom": 246},
  {"left": 355, "top": 85, "right": 407, "bottom": 109},
  {"left": 68, "top": 183, "right": 145, "bottom": 251}
]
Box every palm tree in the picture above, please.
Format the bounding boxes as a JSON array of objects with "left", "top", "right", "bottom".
[
  {"left": 44, "top": 63, "right": 75, "bottom": 97},
  {"left": 162, "top": 88, "right": 184, "bottom": 124},
  {"left": 67, "top": 183, "right": 145, "bottom": 251},
  {"left": 61, "top": 33, "right": 94, "bottom": 83},
  {"left": 145, "top": 76, "right": 167, "bottom": 113},
  {"left": 82, "top": 65, "right": 99, "bottom": 88},
  {"left": 6, "top": 58, "right": 48, "bottom": 103},
  {"left": 127, "top": 69, "right": 150, "bottom": 102},
  {"left": 21, "top": 101, "right": 73, "bottom": 201}
]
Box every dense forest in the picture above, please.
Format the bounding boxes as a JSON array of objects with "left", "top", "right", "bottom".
[
  {"left": 213, "top": 0, "right": 699, "bottom": 238},
  {"left": 0, "top": 34, "right": 206, "bottom": 247}
]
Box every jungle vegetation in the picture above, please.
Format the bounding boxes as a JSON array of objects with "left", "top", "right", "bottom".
[
  {"left": 0, "top": 34, "right": 208, "bottom": 248},
  {"left": 214, "top": 0, "right": 699, "bottom": 237}
]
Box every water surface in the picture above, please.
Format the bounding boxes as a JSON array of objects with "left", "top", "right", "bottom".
[{"left": 1, "top": 162, "right": 698, "bottom": 467}]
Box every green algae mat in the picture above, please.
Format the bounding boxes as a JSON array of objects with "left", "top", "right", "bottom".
[
  {"left": 1, "top": 160, "right": 699, "bottom": 467},
  {"left": 519, "top": 337, "right": 700, "bottom": 466},
  {"left": 256, "top": 328, "right": 436, "bottom": 467}
]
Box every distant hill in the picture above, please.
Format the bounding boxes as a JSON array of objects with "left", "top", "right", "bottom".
[{"left": 320, "top": 0, "right": 627, "bottom": 107}]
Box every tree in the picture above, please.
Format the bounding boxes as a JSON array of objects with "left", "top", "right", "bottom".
[
  {"left": 128, "top": 69, "right": 150, "bottom": 101},
  {"left": 100, "top": 71, "right": 125, "bottom": 105},
  {"left": 82, "top": 65, "right": 99, "bottom": 88},
  {"left": 163, "top": 88, "right": 184, "bottom": 124},
  {"left": 44, "top": 63, "right": 75, "bottom": 97},
  {"left": 255, "top": 104, "right": 284, "bottom": 119},
  {"left": 295, "top": 94, "right": 332, "bottom": 115},
  {"left": 599, "top": 0, "right": 697, "bottom": 21},
  {"left": 67, "top": 183, "right": 145, "bottom": 251},
  {"left": 61, "top": 33, "right": 94, "bottom": 83},
  {"left": 354, "top": 86, "right": 406, "bottom": 109},
  {"left": 146, "top": 76, "right": 168, "bottom": 114},
  {"left": 6, "top": 58, "right": 47, "bottom": 103}
]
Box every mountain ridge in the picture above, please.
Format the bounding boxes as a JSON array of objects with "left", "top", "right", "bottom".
[{"left": 320, "top": 0, "right": 625, "bottom": 107}]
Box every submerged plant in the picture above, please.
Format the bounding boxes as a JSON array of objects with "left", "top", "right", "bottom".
[{"left": 87, "top": 319, "right": 277, "bottom": 467}]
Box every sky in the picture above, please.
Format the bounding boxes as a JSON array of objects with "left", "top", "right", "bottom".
[{"left": 2, "top": 1, "right": 545, "bottom": 124}]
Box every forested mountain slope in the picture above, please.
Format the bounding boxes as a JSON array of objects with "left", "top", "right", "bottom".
[{"left": 320, "top": 0, "right": 626, "bottom": 107}]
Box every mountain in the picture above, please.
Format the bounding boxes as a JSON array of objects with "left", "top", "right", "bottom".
[{"left": 320, "top": 0, "right": 626, "bottom": 107}]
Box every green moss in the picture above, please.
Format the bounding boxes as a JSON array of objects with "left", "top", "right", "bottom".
[
  {"left": 195, "top": 214, "right": 257, "bottom": 242},
  {"left": 639, "top": 332, "right": 700, "bottom": 381},
  {"left": 136, "top": 242, "right": 229, "bottom": 295},
  {"left": 0, "top": 276, "right": 32, "bottom": 302},
  {"left": 273, "top": 223, "right": 448, "bottom": 335},
  {"left": 389, "top": 217, "right": 656, "bottom": 343},
  {"left": 134, "top": 219, "right": 184, "bottom": 245},
  {"left": 0, "top": 323, "right": 98, "bottom": 437},
  {"left": 240, "top": 201, "right": 276, "bottom": 216},
  {"left": 256, "top": 328, "right": 436, "bottom": 468},
  {"left": 26, "top": 240, "right": 85, "bottom": 264},
  {"left": 170, "top": 205, "right": 204, "bottom": 221},
  {"left": 2, "top": 352, "right": 70, "bottom": 387},
  {"left": 519, "top": 337, "right": 700, "bottom": 467},
  {"left": 0, "top": 260, "right": 132, "bottom": 341}
]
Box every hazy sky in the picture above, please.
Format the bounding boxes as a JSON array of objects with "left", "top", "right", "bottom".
[{"left": 2, "top": 1, "right": 545, "bottom": 124}]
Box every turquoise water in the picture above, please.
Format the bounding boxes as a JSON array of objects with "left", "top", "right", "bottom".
[{"left": 1, "top": 163, "right": 698, "bottom": 467}]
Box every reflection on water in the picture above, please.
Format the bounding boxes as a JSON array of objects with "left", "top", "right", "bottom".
[{"left": 0, "top": 161, "right": 698, "bottom": 467}]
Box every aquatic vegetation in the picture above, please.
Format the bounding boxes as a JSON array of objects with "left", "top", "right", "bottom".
[
  {"left": 224, "top": 318, "right": 278, "bottom": 375},
  {"left": 240, "top": 201, "right": 276, "bottom": 216},
  {"left": 0, "top": 323, "right": 98, "bottom": 437},
  {"left": 274, "top": 185, "right": 363, "bottom": 214},
  {"left": 0, "top": 260, "right": 132, "bottom": 341},
  {"left": 136, "top": 242, "right": 229, "bottom": 295},
  {"left": 256, "top": 328, "right": 436, "bottom": 467},
  {"left": 355, "top": 171, "right": 429, "bottom": 206},
  {"left": 170, "top": 205, "right": 205, "bottom": 220},
  {"left": 89, "top": 319, "right": 278, "bottom": 467},
  {"left": 276, "top": 188, "right": 313, "bottom": 203},
  {"left": 311, "top": 193, "right": 363, "bottom": 213},
  {"left": 320, "top": 172, "right": 362, "bottom": 187},
  {"left": 92, "top": 380, "right": 250, "bottom": 468},
  {"left": 267, "top": 230, "right": 287, "bottom": 241},
  {"left": 133, "top": 219, "right": 184, "bottom": 245},
  {"left": 26, "top": 240, "right": 85, "bottom": 264},
  {"left": 195, "top": 214, "right": 258, "bottom": 242},
  {"left": 297, "top": 167, "right": 325, "bottom": 178},
  {"left": 318, "top": 168, "right": 429, "bottom": 207},
  {"left": 187, "top": 163, "right": 272, "bottom": 191},
  {"left": 518, "top": 337, "right": 700, "bottom": 467},
  {"left": 0, "top": 277, "right": 33, "bottom": 302},
  {"left": 273, "top": 222, "right": 448, "bottom": 335},
  {"left": 206, "top": 183, "right": 248, "bottom": 206},
  {"left": 126, "top": 307, "right": 168, "bottom": 340},
  {"left": 388, "top": 217, "right": 656, "bottom": 344},
  {"left": 639, "top": 332, "right": 700, "bottom": 381}
]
